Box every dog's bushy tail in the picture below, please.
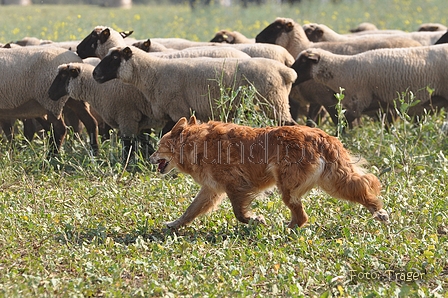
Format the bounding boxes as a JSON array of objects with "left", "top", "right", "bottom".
[{"left": 318, "top": 139, "right": 384, "bottom": 216}]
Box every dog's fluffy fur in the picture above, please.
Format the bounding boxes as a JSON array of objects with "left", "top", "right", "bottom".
[{"left": 150, "top": 116, "right": 389, "bottom": 228}]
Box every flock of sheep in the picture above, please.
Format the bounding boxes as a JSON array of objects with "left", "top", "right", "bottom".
[{"left": 1, "top": 18, "right": 447, "bottom": 161}]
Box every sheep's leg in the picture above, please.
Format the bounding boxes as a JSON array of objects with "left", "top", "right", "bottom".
[
  {"left": 0, "top": 119, "right": 14, "bottom": 142},
  {"left": 23, "top": 118, "right": 37, "bottom": 142},
  {"left": 65, "top": 98, "right": 99, "bottom": 156},
  {"left": 121, "top": 135, "right": 137, "bottom": 165},
  {"left": 136, "top": 133, "right": 155, "bottom": 158},
  {"left": 226, "top": 191, "right": 266, "bottom": 225},
  {"left": 42, "top": 113, "right": 67, "bottom": 156},
  {"left": 306, "top": 103, "right": 325, "bottom": 127},
  {"left": 166, "top": 186, "right": 225, "bottom": 228}
]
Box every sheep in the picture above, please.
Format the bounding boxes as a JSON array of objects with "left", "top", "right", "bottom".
[
  {"left": 92, "top": 46, "right": 298, "bottom": 127},
  {"left": 210, "top": 30, "right": 255, "bottom": 43},
  {"left": 2, "top": 44, "right": 100, "bottom": 153},
  {"left": 76, "top": 26, "right": 134, "bottom": 59},
  {"left": 417, "top": 23, "right": 447, "bottom": 32},
  {"left": 291, "top": 46, "right": 448, "bottom": 126},
  {"left": 256, "top": 18, "right": 425, "bottom": 127},
  {"left": 256, "top": 18, "right": 423, "bottom": 59},
  {"left": 49, "top": 62, "right": 165, "bottom": 161},
  {"left": 0, "top": 46, "right": 87, "bottom": 154},
  {"left": 130, "top": 39, "right": 173, "bottom": 53},
  {"left": 303, "top": 22, "right": 444, "bottom": 46}
]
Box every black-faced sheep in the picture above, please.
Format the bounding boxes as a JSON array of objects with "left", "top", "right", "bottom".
[
  {"left": 292, "top": 46, "right": 448, "bottom": 126},
  {"left": 49, "top": 63, "right": 165, "bottom": 161},
  {"left": 92, "top": 46, "right": 298, "bottom": 126},
  {"left": 417, "top": 23, "right": 447, "bottom": 32},
  {"left": 0, "top": 46, "right": 85, "bottom": 154},
  {"left": 255, "top": 18, "right": 422, "bottom": 59},
  {"left": 76, "top": 26, "right": 134, "bottom": 59},
  {"left": 210, "top": 30, "right": 254, "bottom": 43}
]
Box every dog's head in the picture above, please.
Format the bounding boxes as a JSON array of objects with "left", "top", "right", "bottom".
[{"left": 150, "top": 115, "right": 197, "bottom": 174}]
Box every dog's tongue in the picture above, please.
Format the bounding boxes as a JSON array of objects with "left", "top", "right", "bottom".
[{"left": 158, "top": 159, "right": 166, "bottom": 172}]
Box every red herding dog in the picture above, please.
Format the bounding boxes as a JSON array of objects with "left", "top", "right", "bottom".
[{"left": 150, "top": 116, "right": 389, "bottom": 228}]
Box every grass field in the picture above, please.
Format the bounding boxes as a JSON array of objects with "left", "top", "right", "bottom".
[{"left": 0, "top": 1, "right": 447, "bottom": 297}]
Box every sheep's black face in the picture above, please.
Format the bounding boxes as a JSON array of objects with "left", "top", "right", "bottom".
[
  {"left": 210, "top": 32, "right": 234, "bottom": 43},
  {"left": 93, "top": 50, "right": 121, "bottom": 83},
  {"left": 291, "top": 52, "right": 319, "bottom": 86},
  {"left": 255, "top": 20, "right": 293, "bottom": 44},
  {"left": 48, "top": 66, "right": 76, "bottom": 101},
  {"left": 77, "top": 30, "right": 100, "bottom": 59}
]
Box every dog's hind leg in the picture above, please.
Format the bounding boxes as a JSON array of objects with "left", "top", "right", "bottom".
[
  {"left": 165, "top": 186, "right": 225, "bottom": 228},
  {"left": 278, "top": 184, "right": 315, "bottom": 228},
  {"left": 226, "top": 191, "right": 266, "bottom": 225}
]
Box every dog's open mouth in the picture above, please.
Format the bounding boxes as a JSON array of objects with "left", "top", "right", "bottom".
[{"left": 157, "top": 159, "right": 169, "bottom": 173}]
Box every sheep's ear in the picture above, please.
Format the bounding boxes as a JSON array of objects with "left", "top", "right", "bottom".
[
  {"left": 285, "top": 21, "right": 294, "bottom": 32},
  {"left": 120, "top": 30, "right": 134, "bottom": 39},
  {"left": 99, "top": 28, "right": 110, "bottom": 44},
  {"left": 188, "top": 115, "right": 197, "bottom": 125},
  {"left": 170, "top": 117, "right": 188, "bottom": 136},
  {"left": 122, "top": 47, "right": 133, "bottom": 60},
  {"left": 306, "top": 52, "right": 320, "bottom": 63},
  {"left": 3, "top": 43, "right": 11, "bottom": 48}
]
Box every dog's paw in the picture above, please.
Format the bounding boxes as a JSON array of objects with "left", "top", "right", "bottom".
[
  {"left": 372, "top": 209, "right": 389, "bottom": 223},
  {"left": 250, "top": 215, "right": 267, "bottom": 225},
  {"left": 164, "top": 220, "right": 182, "bottom": 229}
]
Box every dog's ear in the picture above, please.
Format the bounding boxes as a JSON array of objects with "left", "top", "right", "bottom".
[
  {"left": 188, "top": 115, "right": 197, "bottom": 125},
  {"left": 170, "top": 117, "right": 188, "bottom": 135}
]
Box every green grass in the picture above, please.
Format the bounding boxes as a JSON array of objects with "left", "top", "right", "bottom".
[{"left": 0, "top": 1, "right": 448, "bottom": 297}]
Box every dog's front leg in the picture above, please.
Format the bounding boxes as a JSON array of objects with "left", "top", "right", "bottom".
[
  {"left": 227, "top": 192, "right": 266, "bottom": 225},
  {"left": 165, "top": 186, "right": 225, "bottom": 228}
]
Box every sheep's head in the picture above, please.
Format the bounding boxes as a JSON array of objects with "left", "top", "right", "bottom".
[
  {"left": 255, "top": 18, "right": 295, "bottom": 44},
  {"left": 132, "top": 39, "right": 151, "bottom": 52},
  {"left": 93, "top": 46, "right": 133, "bottom": 84},
  {"left": 48, "top": 63, "right": 80, "bottom": 101},
  {"left": 303, "top": 24, "right": 325, "bottom": 42},
  {"left": 77, "top": 26, "right": 134, "bottom": 59},
  {"left": 210, "top": 30, "right": 234, "bottom": 43},
  {"left": 291, "top": 50, "right": 321, "bottom": 86}
]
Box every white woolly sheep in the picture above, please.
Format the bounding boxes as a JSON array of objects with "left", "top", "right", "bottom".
[
  {"left": 93, "top": 46, "right": 298, "bottom": 126},
  {"left": 0, "top": 46, "right": 86, "bottom": 154},
  {"left": 303, "top": 22, "right": 444, "bottom": 46},
  {"left": 256, "top": 18, "right": 424, "bottom": 127},
  {"left": 292, "top": 46, "right": 448, "bottom": 126},
  {"left": 210, "top": 30, "right": 255, "bottom": 43},
  {"left": 49, "top": 62, "right": 166, "bottom": 161}
]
